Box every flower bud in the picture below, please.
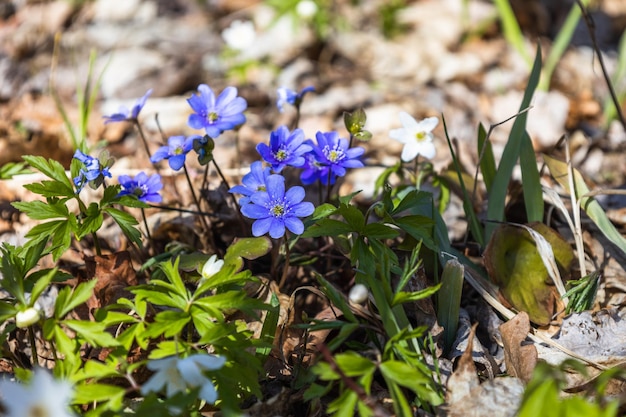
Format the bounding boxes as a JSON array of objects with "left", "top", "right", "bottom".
[
  {"left": 15, "top": 307, "right": 40, "bottom": 328},
  {"left": 348, "top": 283, "right": 369, "bottom": 304}
]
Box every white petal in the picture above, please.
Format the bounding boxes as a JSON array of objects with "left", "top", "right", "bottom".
[
  {"left": 401, "top": 143, "right": 420, "bottom": 162},
  {"left": 190, "top": 354, "right": 226, "bottom": 371},
  {"left": 389, "top": 128, "right": 409, "bottom": 143},
  {"left": 417, "top": 141, "right": 437, "bottom": 159},
  {"left": 417, "top": 116, "right": 439, "bottom": 133},
  {"left": 198, "top": 382, "right": 219, "bottom": 404},
  {"left": 398, "top": 112, "right": 419, "bottom": 130}
]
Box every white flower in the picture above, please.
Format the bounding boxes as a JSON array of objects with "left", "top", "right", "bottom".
[
  {"left": 0, "top": 368, "right": 75, "bottom": 417},
  {"left": 221, "top": 20, "right": 256, "bottom": 51},
  {"left": 296, "top": 0, "right": 318, "bottom": 18},
  {"left": 15, "top": 306, "right": 40, "bottom": 328},
  {"left": 348, "top": 283, "right": 369, "bottom": 304},
  {"left": 200, "top": 254, "right": 224, "bottom": 284},
  {"left": 141, "top": 354, "right": 226, "bottom": 404},
  {"left": 389, "top": 112, "right": 438, "bottom": 162}
]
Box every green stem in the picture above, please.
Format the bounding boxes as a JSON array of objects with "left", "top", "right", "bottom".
[
  {"left": 279, "top": 235, "right": 291, "bottom": 289},
  {"left": 92, "top": 231, "right": 102, "bottom": 256},
  {"left": 183, "top": 165, "right": 212, "bottom": 238},
  {"left": 140, "top": 207, "right": 152, "bottom": 243},
  {"left": 28, "top": 325, "right": 39, "bottom": 367},
  {"left": 133, "top": 120, "right": 153, "bottom": 160}
]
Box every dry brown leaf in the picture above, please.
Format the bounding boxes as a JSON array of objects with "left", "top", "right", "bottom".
[
  {"left": 84, "top": 251, "right": 138, "bottom": 313},
  {"left": 442, "top": 323, "right": 525, "bottom": 417},
  {"left": 500, "top": 311, "right": 537, "bottom": 383}
]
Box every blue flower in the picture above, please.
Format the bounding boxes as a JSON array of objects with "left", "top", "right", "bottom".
[
  {"left": 308, "top": 131, "right": 365, "bottom": 185},
  {"left": 299, "top": 143, "right": 325, "bottom": 185},
  {"left": 150, "top": 135, "right": 198, "bottom": 170},
  {"left": 256, "top": 126, "right": 312, "bottom": 173},
  {"left": 103, "top": 89, "right": 152, "bottom": 123},
  {"left": 276, "top": 86, "right": 315, "bottom": 112},
  {"left": 187, "top": 84, "right": 247, "bottom": 137},
  {"left": 229, "top": 161, "right": 271, "bottom": 205},
  {"left": 240, "top": 174, "right": 314, "bottom": 239},
  {"left": 117, "top": 172, "right": 163, "bottom": 203},
  {"left": 73, "top": 150, "right": 113, "bottom": 192}
]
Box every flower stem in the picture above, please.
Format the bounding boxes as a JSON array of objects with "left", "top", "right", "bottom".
[
  {"left": 140, "top": 207, "right": 152, "bottom": 244},
  {"left": 92, "top": 231, "right": 102, "bottom": 256},
  {"left": 133, "top": 120, "right": 153, "bottom": 160},
  {"left": 183, "top": 165, "right": 214, "bottom": 246},
  {"left": 279, "top": 235, "right": 291, "bottom": 289},
  {"left": 28, "top": 325, "right": 39, "bottom": 367},
  {"left": 212, "top": 159, "right": 248, "bottom": 233}
]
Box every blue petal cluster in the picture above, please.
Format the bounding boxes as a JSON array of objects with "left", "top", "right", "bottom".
[
  {"left": 276, "top": 86, "right": 315, "bottom": 112},
  {"left": 228, "top": 161, "right": 271, "bottom": 205},
  {"left": 103, "top": 89, "right": 152, "bottom": 123},
  {"left": 118, "top": 172, "right": 163, "bottom": 203},
  {"left": 73, "top": 150, "right": 113, "bottom": 192},
  {"left": 187, "top": 84, "right": 247, "bottom": 137},
  {"left": 151, "top": 135, "right": 199, "bottom": 170},
  {"left": 256, "top": 126, "right": 312, "bottom": 173},
  {"left": 302, "top": 131, "right": 365, "bottom": 185},
  {"left": 240, "top": 174, "right": 314, "bottom": 239}
]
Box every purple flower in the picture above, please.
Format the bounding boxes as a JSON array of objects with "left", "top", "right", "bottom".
[
  {"left": 150, "top": 135, "right": 198, "bottom": 170},
  {"left": 73, "top": 150, "right": 113, "bottom": 192},
  {"left": 308, "top": 131, "right": 365, "bottom": 185},
  {"left": 118, "top": 172, "right": 163, "bottom": 203},
  {"left": 299, "top": 143, "right": 325, "bottom": 185},
  {"left": 229, "top": 161, "right": 271, "bottom": 205},
  {"left": 187, "top": 84, "right": 247, "bottom": 137},
  {"left": 276, "top": 86, "right": 315, "bottom": 112},
  {"left": 103, "top": 89, "right": 152, "bottom": 123},
  {"left": 241, "top": 174, "right": 314, "bottom": 239},
  {"left": 256, "top": 126, "right": 312, "bottom": 173}
]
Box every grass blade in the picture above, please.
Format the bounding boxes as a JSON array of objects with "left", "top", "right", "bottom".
[
  {"left": 543, "top": 154, "right": 626, "bottom": 256},
  {"left": 485, "top": 45, "right": 542, "bottom": 241},
  {"left": 436, "top": 259, "right": 464, "bottom": 354},
  {"left": 520, "top": 131, "right": 543, "bottom": 222},
  {"left": 476, "top": 122, "right": 497, "bottom": 194}
]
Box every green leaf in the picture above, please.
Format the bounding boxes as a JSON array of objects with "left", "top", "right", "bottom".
[
  {"left": 11, "top": 200, "right": 70, "bottom": 220},
  {"left": 520, "top": 131, "right": 543, "bottom": 222},
  {"left": 335, "top": 351, "right": 376, "bottom": 377},
  {"left": 29, "top": 268, "right": 57, "bottom": 306},
  {"left": 0, "top": 161, "right": 30, "bottom": 179},
  {"left": 336, "top": 203, "right": 365, "bottom": 231},
  {"left": 23, "top": 180, "right": 74, "bottom": 198},
  {"left": 55, "top": 280, "right": 97, "bottom": 318},
  {"left": 77, "top": 203, "right": 104, "bottom": 239},
  {"left": 300, "top": 218, "right": 354, "bottom": 238},
  {"left": 393, "top": 284, "right": 441, "bottom": 306},
  {"left": 64, "top": 320, "right": 120, "bottom": 347},
  {"left": 362, "top": 223, "right": 399, "bottom": 240},
  {"left": 436, "top": 259, "right": 464, "bottom": 353},
  {"left": 309, "top": 203, "right": 337, "bottom": 221},
  {"left": 50, "top": 219, "right": 75, "bottom": 261},
  {"left": 22, "top": 155, "right": 74, "bottom": 189},
  {"left": 379, "top": 360, "right": 443, "bottom": 406},
  {"left": 344, "top": 108, "right": 367, "bottom": 135},
  {"left": 442, "top": 115, "right": 485, "bottom": 247},
  {"left": 224, "top": 236, "right": 272, "bottom": 270},
  {"left": 544, "top": 154, "right": 626, "bottom": 256},
  {"left": 73, "top": 382, "right": 126, "bottom": 405},
  {"left": 477, "top": 122, "right": 497, "bottom": 193},
  {"left": 103, "top": 207, "right": 142, "bottom": 247},
  {"left": 72, "top": 359, "right": 121, "bottom": 383},
  {"left": 486, "top": 45, "right": 542, "bottom": 241}
]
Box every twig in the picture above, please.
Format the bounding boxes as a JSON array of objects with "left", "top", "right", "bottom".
[{"left": 575, "top": 0, "right": 626, "bottom": 131}]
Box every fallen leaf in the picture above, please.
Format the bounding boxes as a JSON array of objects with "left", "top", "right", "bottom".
[
  {"left": 484, "top": 222, "right": 573, "bottom": 325},
  {"left": 500, "top": 311, "right": 537, "bottom": 383}
]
